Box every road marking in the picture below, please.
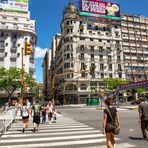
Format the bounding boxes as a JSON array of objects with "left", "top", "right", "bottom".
[
  {"left": 2, "top": 130, "right": 101, "bottom": 138},
  {"left": 5, "top": 127, "right": 95, "bottom": 134},
  {"left": 0, "top": 134, "right": 107, "bottom": 143},
  {"left": 0, "top": 138, "right": 120, "bottom": 148},
  {"left": 81, "top": 143, "right": 136, "bottom": 148}
]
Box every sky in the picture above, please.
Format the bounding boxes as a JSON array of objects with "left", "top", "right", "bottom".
[{"left": 29, "top": 0, "right": 148, "bottom": 83}]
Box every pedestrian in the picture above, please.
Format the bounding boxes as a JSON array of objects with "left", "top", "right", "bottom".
[
  {"left": 52, "top": 107, "right": 57, "bottom": 123},
  {"left": 102, "top": 96, "right": 120, "bottom": 148},
  {"left": 21, "top": 102, "right": 32, "bottom": 133},
  {"left": 42, "top": 103, "right": 47, "bottom": 124},
  {"left": 138, "top": 97, "right": 148, "bottom": 140},
  {"left": 26, "top": 99, "right": 31, "bottom": 108},
  {"left": 32, "top": 100, "right": 42, "bottom": 133},
  {"left": 47, "top": 101, "right": 53, "bottom": 124}
]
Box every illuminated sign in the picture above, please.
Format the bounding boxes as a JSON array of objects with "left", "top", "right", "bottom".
[
  {"left": 0, "top": 0, "right": 29, "bottom": 12},
  {"left": 79, "top": 0, "right": 121, "bottom": 20}
]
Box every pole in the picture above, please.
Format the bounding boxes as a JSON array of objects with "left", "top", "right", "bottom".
[
  {"left": 52, "top": 78, "right": 55, "bottom": 106},
  {"left": 21, "top": 47, "right": 24, "bottom": 106}
]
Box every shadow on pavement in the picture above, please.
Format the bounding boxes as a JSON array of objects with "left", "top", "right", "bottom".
[{"left": 129, "top": 136, "right": 143, "bottom": 141}]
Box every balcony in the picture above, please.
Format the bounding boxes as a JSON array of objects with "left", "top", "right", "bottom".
[
  {"left": 0, "top": 46, "right": 5, "bottom": 52},
  {"left": 11, "top": 47, "right": 17, "bottom": 53},
  {"left": 0, "top": 25, "right": 36, "bottom": 35},
  {"left": 0, "top": 53, "right": 5, "bottom": 58},
  {"left": 10, "top": 53, "right": 17, "bottom": 59},
  {"left": 78, "top": 55, "right": 85, "bottom": 60}
]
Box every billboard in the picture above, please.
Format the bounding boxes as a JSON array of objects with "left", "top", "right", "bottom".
[
  {"left": 79, "top": 0, "right": 121, "bottom": 20},
  {"left": 118, "top": 80, "right": 148, "bottom": 91},
  {"left": 0, "top": 0, "right": 29, "bottom": 12}
]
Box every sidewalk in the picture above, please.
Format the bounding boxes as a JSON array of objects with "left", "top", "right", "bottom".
[{"left": 96, "top": 104, "right": 138, "bottom": 110}]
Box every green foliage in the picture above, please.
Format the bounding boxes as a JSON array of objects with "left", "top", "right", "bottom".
[
  {"left": 0, "top": 67, "right": 38, "bottom": 99},
  {"left": 103, "top": 78, "right": 126, "bottom": 91},
  {"left": 127, "top": 88, "right": 145, "bottom": 93},
  {"left": 0, "top": 67, "right": 22, "bottom": 99}
]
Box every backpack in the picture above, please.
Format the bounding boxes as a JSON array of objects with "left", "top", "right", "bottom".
[{"left": 22, "top": 106, "right": 29, "bottom": 117}]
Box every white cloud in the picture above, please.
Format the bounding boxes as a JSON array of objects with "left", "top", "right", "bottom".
[{"left": 35, "top": 47, "right": 48, "bottom": 58}]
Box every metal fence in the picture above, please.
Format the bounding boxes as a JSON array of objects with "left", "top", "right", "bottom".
[{"left": 0, "top": 106, "right": 16, "bottom": 136}]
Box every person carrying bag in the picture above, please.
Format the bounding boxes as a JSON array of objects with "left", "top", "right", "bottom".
[{"left": 102, "top": 96, "right": 120, "bottom": 148}]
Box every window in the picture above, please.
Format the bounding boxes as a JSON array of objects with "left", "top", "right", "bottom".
[
  {"left": 109, "top": 64, "right": 112, "bottom": 71},
  {"left": 100, "top": 64, "right": 104, "bottom": 70},
  {"left": 81, "top": 62, "right": 85, "bottom": 70},
  {"left": 90, "top": 46, "right": 94, "bottom": 52},
  {"left": 80, "top": 37, "right": 85, "bottom": 40},
  {"left": 14, "top": 18, "right": 18, "bottom": 21},
  {"left": 80, "top": 84, "right": 87, "bottom": 90},
  {"left": 101, "top": 73, "right": 104, "bottom": 78},
  {"left": 12, "top": 42, "right": 16, "bottom": 48},
  {"left": 0, "top": 41, "right": 4, "bottom": 47},
  {"left": 109, "top": 73, "right": 112, "bottom": 78},
  {"left": 12, "top": 33, "right": 17, "bottom": 39},
  {"left": 118, "top": 73, "right": 122, "bottom": 78},
  {"left": 0, "top": 32, "right": 4, "bottom": 37},
  {"left": 2, "top": 17, "right": 6, "bottom": 20}
]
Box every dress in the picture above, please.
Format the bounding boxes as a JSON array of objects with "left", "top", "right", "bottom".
[{"left": 104, "top": 106, "right": 117, "bottom": 133}]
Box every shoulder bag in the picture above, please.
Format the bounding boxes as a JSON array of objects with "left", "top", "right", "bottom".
[{"left": 105, "top": 106, "right": 120, "bottom": 135}]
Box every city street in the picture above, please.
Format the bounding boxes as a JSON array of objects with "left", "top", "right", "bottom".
[
  {"left": 0, "top": 106, "right": 147, "bottom": 148},
  {"left": 57, "top": 106, "right": 148, "bottom": 148}
]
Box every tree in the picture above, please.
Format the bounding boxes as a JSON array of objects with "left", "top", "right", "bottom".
[
  {"left": 25, "top": 73, "right": 38, "bottom": 97},
  {"left": 103, "top": 78, "right": 126, "bottom": 91},
  {"left": 0, "top": 67, "right": 38, "bottom": 101},
  {"left": 0, "top": 67, "right": 22, "bottom": 101}
]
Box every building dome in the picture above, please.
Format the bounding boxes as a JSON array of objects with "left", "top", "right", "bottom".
[
  {"left": 64, "top": 1, "right": 79, "bottom": 19},
  {"left": 66, "top": 1, "right": 77, "bottom": 13}
]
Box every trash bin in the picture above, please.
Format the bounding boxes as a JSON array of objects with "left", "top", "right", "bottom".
[{"left": 87, "top": 98, "right": 100, "bottom": 106}]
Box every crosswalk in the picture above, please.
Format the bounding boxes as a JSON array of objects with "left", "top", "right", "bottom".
[{"left": 0, "top": 114, "right": 135, "bottom": 148}]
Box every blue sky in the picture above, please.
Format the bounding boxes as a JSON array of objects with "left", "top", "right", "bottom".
[{"left": 29, "top": 0, "right": 148, "bottom": 83}]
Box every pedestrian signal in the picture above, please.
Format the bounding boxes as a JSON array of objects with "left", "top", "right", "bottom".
[{"left": 25, "top": 41, "right": 31, "bottom": 55}]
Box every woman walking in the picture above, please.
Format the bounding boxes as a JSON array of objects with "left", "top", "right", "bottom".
[
  {"left": 21, "top": 102, "right": 32, "bottom": 133},
  {"left": 102, "top": 96, "right": 120, "bottom": 148}
]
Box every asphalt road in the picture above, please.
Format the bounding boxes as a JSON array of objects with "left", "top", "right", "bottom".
[{"left": 56, "top": 106, "right": 148, "bottom": 148}]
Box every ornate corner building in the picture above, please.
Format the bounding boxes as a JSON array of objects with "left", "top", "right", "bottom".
[{"left": 44, "top": 2, "right": 148, "bottom": 104}]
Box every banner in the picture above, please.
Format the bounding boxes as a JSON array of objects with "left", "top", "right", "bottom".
[
  {"left": 0, "top": 0, "right": 29, "bottom": 12},
  {"left": 118, "top": 80, "right": 148, "bottom": 90},
  {"left": 79, "top": 0, "right": 121, "bottom": 20}
]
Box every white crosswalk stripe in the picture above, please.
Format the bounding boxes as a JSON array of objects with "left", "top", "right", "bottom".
[{"left": 0, "top": 114, "right": 136, "bottom": 148}]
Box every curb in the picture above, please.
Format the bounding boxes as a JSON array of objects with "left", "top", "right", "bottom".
[{"left": 96, "top": 107, "right": 138, "bottom": 110}]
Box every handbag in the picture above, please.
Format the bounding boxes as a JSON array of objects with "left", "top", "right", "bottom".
[{"left": 105, "top": 106, "right": 120, "bottom": 135}]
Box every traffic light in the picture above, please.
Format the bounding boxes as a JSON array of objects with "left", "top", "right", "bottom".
[
  {"left": 25, "top": 41, "right": 31, "bottom": 55},
  {"left": 24, "top": 82, "right": 27, "bottom": 93}
]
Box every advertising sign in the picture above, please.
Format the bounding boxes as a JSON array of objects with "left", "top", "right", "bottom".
[
  {"left": 0, "top": 0, "right": 29, "bottom": 12},
  {"left": 79, "top": 0, "right": 121, "bottom": 20},
  {"left": 118, "top": 80, "right": 148, "bottom": 91}
]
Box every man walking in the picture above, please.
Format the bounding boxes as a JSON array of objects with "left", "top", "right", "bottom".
[
  {"left": 32, "top": 100, "right": 41, "bottom": 133},
  {"left": 138, "top": 97, "right": 148, "bottom": 140}
]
